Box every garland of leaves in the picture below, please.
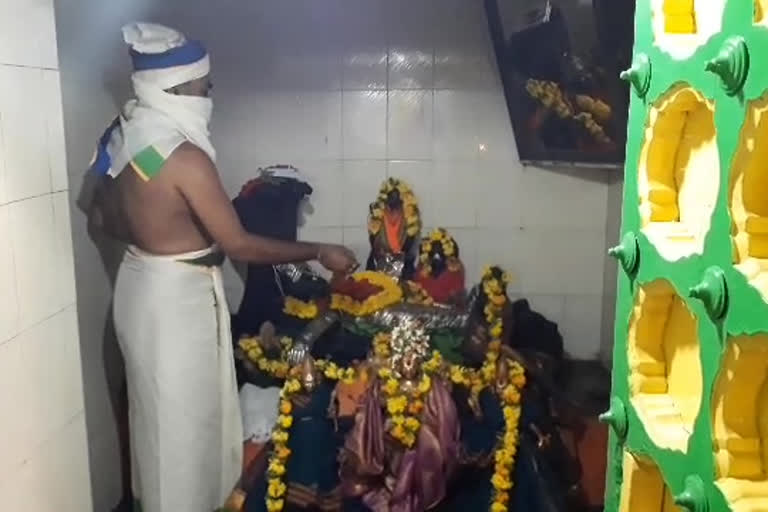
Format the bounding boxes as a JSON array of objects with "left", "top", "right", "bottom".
[{"left": 367, "top": 178, "right": 422, "bottom": 239}]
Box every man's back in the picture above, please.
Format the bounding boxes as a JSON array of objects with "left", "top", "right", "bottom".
[{"left": 114, "top": 143, "right": 214, "bottom": 255}]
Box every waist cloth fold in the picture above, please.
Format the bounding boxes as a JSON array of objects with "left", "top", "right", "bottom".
[{"left": 113, "top": 245, "right": 242, "bottom": 512}]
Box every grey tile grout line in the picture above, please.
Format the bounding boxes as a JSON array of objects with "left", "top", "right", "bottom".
[
  {"left": 0, "top": 189, "right": 69, "bottom": 208},
  {"left": 0, "top": 302, "right": 76, "bottom": 349},
  {"left": 0, "top": 61, "right": 59, "bottom": 72}
]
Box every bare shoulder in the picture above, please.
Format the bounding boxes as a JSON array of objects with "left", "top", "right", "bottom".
[{"left": 165, "top": 142, "right": 218, "bottom": 179}]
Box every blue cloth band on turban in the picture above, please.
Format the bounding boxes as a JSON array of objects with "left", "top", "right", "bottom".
[
  {"left": 129, "top": 40, "right": 207, "bottom": 71},
  {"left": 89, "top": 117, "right": 120, "bottom": 176}
]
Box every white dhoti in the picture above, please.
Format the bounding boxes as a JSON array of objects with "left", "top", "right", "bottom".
[{"left": 113, "top": 246, "right": 243, "bottom": 512}]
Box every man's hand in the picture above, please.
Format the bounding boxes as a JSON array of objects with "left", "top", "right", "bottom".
[{"left": 317, "top": 244, "right": 358, "bottom": 274}]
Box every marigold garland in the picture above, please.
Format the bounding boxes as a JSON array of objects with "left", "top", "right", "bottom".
[
  {"left": 373, "top": 332, "right": 443, "bottom": 448},
  {"left": 259, "top": 353, "right": 359, "bottom": 511},
  {"left": 265, "top": 376, "right": 300, "bottom": 512},
  {"left": 283, "top": 296, "right": 318, "bottom": 320},
  {"left": 243, "top": 263, "right": 526, "bottom": 512},
  {"left": 489, "top": 359, "right": 526, "bottom": 512},
  {"left": 367, "top": 178, "right": 422, "bottom": 239},
  {"left": 481, "top": 266, "right": 512, "bottom": 340},
  {"left": 330, "top": 271, "right": 403, "bottom": 316},
  {"left": 239, "top": 336, "right": 358, "bottom": 385}
]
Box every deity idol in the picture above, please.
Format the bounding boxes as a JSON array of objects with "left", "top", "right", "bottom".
[
  {"left": 244, "top": 356, "right": 343, "bottom": 512},
  {"left": 366, "top": 178, "right": 422, "bottom": 279},
  {"left": 341, "top": 318, "right": 460, "bottom": 512},
  {"left": 414, "top": 228, "right": 466, "bottom": 306}
]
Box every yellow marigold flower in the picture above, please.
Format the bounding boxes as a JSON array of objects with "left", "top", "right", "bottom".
[
  {"left": 391, "top": 415, "right": 405, "bottom": 426},
  {"left": 511, "top": 373, "right": 526, "bottom": 387},
  {"left": 404, "top": 417, "right": 420, "bottom": 431},
  {"left": 417, "top": 375, "right": 432, "bottom": 394},
  {"left": 387, "top": 396, "right": 408, "bottom": 415},
  {"left": 503, "top": 386, "right": 521, "bottom": 405},
  {"left": 490, "top": 323, "right": 503, "bottom": 339},
  {"left": 266, "top": 498, "right": 284, "bottom": 512},
  {"left": 403, "top": 432, "right": 416, "bottom": 447},
  {"left": 279, "top": 400, "right": 293, "bottom": 415},
  {"left": 378, "top": 367, "right": 392, "bottom": 379},
  {"left": 391, "top": 424, "right": 406, "bottom": 440},
  {"left": 268, "top": 460, "right": 286, "bottom": 477},
  {"left": 272, "top": 430, "right": 289, "bottom": 444},
  {"left": 495, "top": 449, "right": 513, "bottom": 465},
  {"left": 286, "top": 379, "right": 301, "bottom": 393},
  {"left": 268, "top": 480, "right": 287, "bottom": 498},
  {"left": 491, "top": 501, "right": 508, "bottom": 512},
  {"left": 495, "top": 466, "right": 511, "bottom": 480},
  {"left": 275, "top": 445, "right": 291, "bottom": 460},
  {"left": 384, "top": 378, "right": 400, "bottom": 395},
  {"left": 278, "top": 414, "right": 293, "bottom": 429},
  {"left": 408, "top": 400, "right": 424, "bottom": 415},
  {"left": 491, "top": 473, "right": 512, "bottom": 491}
]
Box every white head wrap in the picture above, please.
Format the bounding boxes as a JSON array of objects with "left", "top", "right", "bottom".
[{"left": 89, "top": 23, "right": 216, "bottom": 179}]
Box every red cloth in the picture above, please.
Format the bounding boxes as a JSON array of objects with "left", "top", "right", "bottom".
[
  {"left": 331, "top": 275, "right": 385, "bottom": 301},
  {"left": 415, "top": 265, "right": 465, "bottom": 304}
]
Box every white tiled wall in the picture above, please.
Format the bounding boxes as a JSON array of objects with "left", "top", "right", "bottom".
[
  {"left": 166, "top": 0, "right": 611, "bottom": 360},
  {"left": 0, "top": 0, "right": 92, "bottom": 510},
  {"left": 56, "top": 0, "right": 615, "bottom": 508}
]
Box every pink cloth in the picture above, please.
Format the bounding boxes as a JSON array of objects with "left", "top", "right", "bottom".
[{"left": 342, "top": 379, "right": 460, "bottom": 512}]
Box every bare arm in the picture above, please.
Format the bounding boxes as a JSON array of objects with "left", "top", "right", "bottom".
[{"left": 171, "top": 144, "right": 352, "bottom": 267}]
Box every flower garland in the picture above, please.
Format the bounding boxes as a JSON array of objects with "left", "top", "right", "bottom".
[
  {"left": 481, "top": 266, "right": 512, "bottom": 340},
  {"left": 283, "top": 296, "right": 319, "bottom": 320},
  {"left": 262, "top": 358, "right": 358, "bottom": 512},
  {"left": 247, "top": 262, "right": 526, "bottom": 512},
  {"left": 330, "top": 271, "right": 403, "bottom": 316},
  {"left": 265, "top": 375, "right": 300, "bottom": 512},
  {"left": 418, "top": 228, "right": 461, "bottom": 276},
  {"left": 489, "top": 359, "right": 526, "bottom": 512},
  {"left": 239, "top": 336, "right": 293, "bottom": 379},
  {"left": 367, "top": 178, "right": 422, "bottom": 239},
  {"left": 239, "top": 336, "right": 357, "bottom": 385}
]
